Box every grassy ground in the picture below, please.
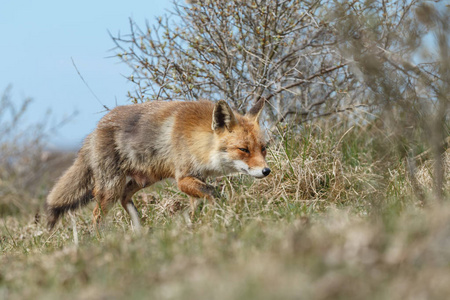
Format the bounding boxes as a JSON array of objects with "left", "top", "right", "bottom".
[{"left": 1, "top": 125, "right": 449, "bottom": 300}]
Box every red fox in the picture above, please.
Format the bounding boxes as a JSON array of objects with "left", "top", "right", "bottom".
[{"left": 45, "top": 99, "right": 270, "bottom": 229}]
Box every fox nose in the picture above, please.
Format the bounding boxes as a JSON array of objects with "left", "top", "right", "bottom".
[{"left": 262, "top": 168, "right": 271, "bottom": 177}]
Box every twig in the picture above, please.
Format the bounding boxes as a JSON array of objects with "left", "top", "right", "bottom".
[{"left": 71, "top": 57, "right": 110, "bottom": 111}]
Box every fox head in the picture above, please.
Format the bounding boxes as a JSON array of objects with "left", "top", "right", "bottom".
[{"left": 211, "top": 98, "right": 271, "bottom": 178}]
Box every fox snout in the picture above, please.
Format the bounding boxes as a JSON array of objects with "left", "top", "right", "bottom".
[
  {"left": 250, "top": 167, "right": 271, "bottom": 179},
  {"left": 233, "top": 160, "right": 271, "bottom": 179}
]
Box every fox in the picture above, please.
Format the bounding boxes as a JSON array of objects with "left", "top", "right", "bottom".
[{"left": 45, "top": 98, "right": 270, "bottom": 229}]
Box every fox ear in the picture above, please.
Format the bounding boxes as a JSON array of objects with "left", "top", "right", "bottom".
[
  {"left": 246, "top": 97, "right": 265, "bottom": 122},
  {"left": 212, "top": 100, "right": 237, "bottom": 131}
]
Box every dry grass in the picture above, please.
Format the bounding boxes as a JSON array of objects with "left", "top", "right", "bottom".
[{"left": 1, "top": 123, "right": 449, "bottom": 300}]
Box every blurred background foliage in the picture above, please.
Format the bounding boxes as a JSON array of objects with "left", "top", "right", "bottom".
[{"left": 0, "top": 86, "right": 75, "bottom": 216}]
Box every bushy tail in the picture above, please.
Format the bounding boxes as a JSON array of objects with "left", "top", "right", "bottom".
[{"left": 45, "top": 153, "right": 94, "bottom": 229}]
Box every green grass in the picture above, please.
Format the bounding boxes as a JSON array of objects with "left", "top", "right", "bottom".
[{"left": 1, "top": 125, "right": 449, "bottom": 300}]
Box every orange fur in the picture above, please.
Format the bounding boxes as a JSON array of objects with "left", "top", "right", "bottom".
[{"left": 45, "top": 99, "right": 270, "bottom": 229}]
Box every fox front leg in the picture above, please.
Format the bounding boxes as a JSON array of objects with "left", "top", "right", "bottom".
[
  {"left": 177, "top": 176, "right": 217, "bottom": 216},
  {"left": 177, "top": 176, "right": 217, "bottom": 201}
]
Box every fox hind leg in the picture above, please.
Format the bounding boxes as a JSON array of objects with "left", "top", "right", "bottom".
[
  {"left": 92, "top": 190, "right": 115, "bottom": 225},
  {"left": 120, "top": 177, "right": 157, "bottom": 230},
  {"left": 92, "top": 176, "right": 126, "bottom": 226},
  {"left": 120, "top": 179, "right": 142, "bottom": 223}
]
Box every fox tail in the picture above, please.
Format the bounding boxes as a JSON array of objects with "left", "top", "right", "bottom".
[{"left": 45, "top": 151, "right": 94, "bottom": 230}]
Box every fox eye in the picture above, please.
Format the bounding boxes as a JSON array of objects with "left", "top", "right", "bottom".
[
  {"left": 238, "top": 148, "right": 250, "bottom": 154},
  {"left": 261, "top": 146, "right": 266, "bottom": 152}
]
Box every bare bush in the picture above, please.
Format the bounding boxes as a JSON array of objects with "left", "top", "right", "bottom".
[{"left": 111, "top": 0, "right": 353, "bottom": 125}]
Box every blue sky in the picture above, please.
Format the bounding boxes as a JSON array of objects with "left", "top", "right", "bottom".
[{"left": 1, "top": 0, "right": 173, "bottom": 149}]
